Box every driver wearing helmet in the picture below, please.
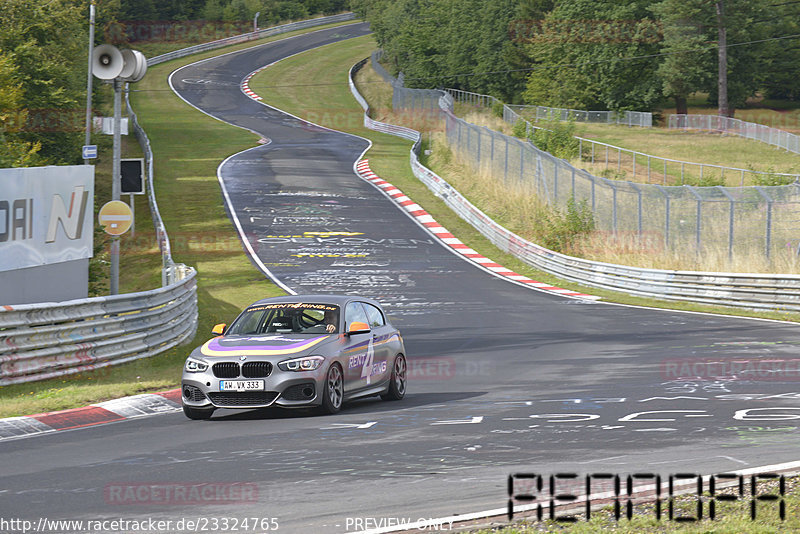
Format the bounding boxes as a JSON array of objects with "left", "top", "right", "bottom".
[{"left": 324, "top": 309, "right": 338, "bottom": 333}]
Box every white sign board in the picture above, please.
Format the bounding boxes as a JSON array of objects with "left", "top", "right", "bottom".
[{"left": 0, "top": 165, "right": 94, "bottom": 272}]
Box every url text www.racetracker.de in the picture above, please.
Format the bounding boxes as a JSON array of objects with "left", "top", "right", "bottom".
[{"left": 0, "top": 517, "right": 279, "bottom": 533}]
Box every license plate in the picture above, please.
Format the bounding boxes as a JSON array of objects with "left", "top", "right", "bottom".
[{"left": 220, "top": 380, "right": 264, "bottom": 391}]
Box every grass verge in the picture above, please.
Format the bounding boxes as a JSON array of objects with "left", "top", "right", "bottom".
[
  {"left": 462, "top": 106, "right": 800, "bottom": 187},
  {"left": 248, "top": 37, "right": 800, "bottom": 324},
  {"left": 0, "top": 20, "right": 360, "bottom": 418}
]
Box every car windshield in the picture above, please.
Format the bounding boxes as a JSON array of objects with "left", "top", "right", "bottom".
[{"left": 226, "top": 303, "right": 340, "bottom": 335}]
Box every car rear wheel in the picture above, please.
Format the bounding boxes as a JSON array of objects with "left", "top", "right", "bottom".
[
  {"left": 183, "top": 405, "right": 214, "bottom": 420},
  {"left": 381, "top": 354, "right": 406, "bottom": 401},
  {"left": 319, "top": 363, "right": 343, "bottom": 414}
]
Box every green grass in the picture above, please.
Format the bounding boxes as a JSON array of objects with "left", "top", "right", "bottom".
[
  {"left": 248, "top": 37, "right": 800, "bottom": 324},
  {"left": 0, "top": 20, "right": 359, "bottom": 418},
  {"left": 576, "top": 123, "right": 800, "bottom": 186}
]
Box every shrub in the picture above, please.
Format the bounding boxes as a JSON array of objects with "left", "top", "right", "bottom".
[
  {"left": 531, "top": 119, "right": 580, "bottom": 160},
  {"left": 492, "top": 101, "right": 504, "bottom": 118},
  {"left": 540, "top": 197, "right": 595, "bottom": 252},
  {"left": 751, "top": 167, "right": 798, "bottom": 186},
  {"left": 512, "top": 118, "right": 528, "bottom": 138}
]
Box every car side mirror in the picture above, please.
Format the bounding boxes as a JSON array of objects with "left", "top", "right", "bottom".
[
  {"left": 347, "top": 321, "right": 371, "bottom": 335},
  {"left": 211, "top": 323, "right": 227, "bottom": 335}
]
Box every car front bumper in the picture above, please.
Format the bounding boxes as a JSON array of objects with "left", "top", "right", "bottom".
[{"left": 181, "top": 369, "right": 323, "bottom": 409}]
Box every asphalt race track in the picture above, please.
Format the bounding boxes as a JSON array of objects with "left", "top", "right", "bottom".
[{"left": 2, "top": 23, "right": 800, "bottom": 533}]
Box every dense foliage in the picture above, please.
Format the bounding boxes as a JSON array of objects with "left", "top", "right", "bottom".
[{"left": 353, "top": 0, "right": 800, "bottom": 113}]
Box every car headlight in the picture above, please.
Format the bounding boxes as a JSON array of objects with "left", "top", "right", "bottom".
[
  {"left": 278, "top": 355, "right": 324, "bottom": 372},
  {"left": 185, "top": 357, "right": 209, "bottom": 373}
]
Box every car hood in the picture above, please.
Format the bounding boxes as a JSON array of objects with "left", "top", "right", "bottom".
[{"left": 193, "top": 334, "right": 336, "bottom": 359}]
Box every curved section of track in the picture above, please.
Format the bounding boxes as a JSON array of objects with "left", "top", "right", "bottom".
[{"left": 2, "top": 24, "right": 800, "bottom": 533}]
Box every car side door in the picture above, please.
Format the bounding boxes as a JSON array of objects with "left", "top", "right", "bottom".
[
  {"left": 361, "top": 302, "right": 393, "bottom": 387},
  {"left": 342, "top": 301, "right": 374, "bottom": 393}
]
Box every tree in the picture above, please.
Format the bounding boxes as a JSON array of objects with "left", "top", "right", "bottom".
[
  {"left": 352, "top": 0, "right": 523, "bottom": 101},
  {"left": 651, "top": 0, "right": 713, "bottom": 115},
  {"left": 522, "top": 0, "right": 663, "bottom": 111},
  {"left": 0, "top": 53, "right": 42, "bottom": 167},
  {"left": 0, "top": 0, "right": 86, "bottom": 165},
  {"left": 716, "top": 0, "right": 729, "bottom": 117}
]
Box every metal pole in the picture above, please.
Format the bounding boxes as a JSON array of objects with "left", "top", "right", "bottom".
[
  {"left": 83, "top": 2, "right": 96, "bottom": 164},
  {"left": 571, "top": 167, "right": 575, "bottom": 201},
  {"left": 504, "top": 135, "right": 509, "bottom": 181},
  {"left": 717, "top": 186, "right": 735, "bottom": 262},
  {"left": 110, "top": 79, "right": 122, "bottom": 295},
  {"left": 553, "top": 161, "right": 558, "bottom": 204},
  {"left": 612, "top": 186, "right": 618, "bottom": 234}
]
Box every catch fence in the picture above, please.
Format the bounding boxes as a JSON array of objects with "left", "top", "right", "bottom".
[
  {"left": 670, "top": 114, "right": 800, "bottom": 155},
  {"left": 380, "top": 55, "right": 800, "bottom": 262}
]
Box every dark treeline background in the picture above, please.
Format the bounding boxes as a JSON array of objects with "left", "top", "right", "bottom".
[
  {"left": 352, "top": 0, "right": 800, "bottom": 112},
  {"left": 117, "top": 0, "right": 347, "bottom": 25},
  {"left": 0, "top": 0, "right": 347, "bottom": 167}
]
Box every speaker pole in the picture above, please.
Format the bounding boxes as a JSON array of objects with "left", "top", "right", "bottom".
[
  {"left": 110, "top": 78, "right": 122, "bottom": 295},
  {"left": 83, "top": 2, "right": 95, "bottom": 165}
]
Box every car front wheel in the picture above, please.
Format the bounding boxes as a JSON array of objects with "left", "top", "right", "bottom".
[
  {"left": 320, "top": 363, "right": 344, "bottom": 414},
  {"left": 381, "top": 354, "right": 406, "bottom": 401}
]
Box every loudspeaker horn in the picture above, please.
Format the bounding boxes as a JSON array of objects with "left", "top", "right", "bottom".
[
  {"left": 125, "top": 50, "right": 148, "bottom": 83},
  {"left": 118, "top": 49, "right": 137, "bottom": 80},
  {"left": 92, "top": 44, "right": 124, "bottom": 80}
]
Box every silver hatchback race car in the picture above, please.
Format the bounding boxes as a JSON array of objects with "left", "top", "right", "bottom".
[{"left": 181, "top": 295, "right": 407, "bottom": 419}]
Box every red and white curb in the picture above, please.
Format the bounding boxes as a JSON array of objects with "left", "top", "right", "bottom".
[
  {"left": 241, "top": 65, "right": 272, "bottom": 101},
  {"left": 355, "top": 159, "right": 599, "bottom": 300},
  {"left": 241, "top": 63, "right": 596, "bottom": 300},
  {"left": 0, "top": 389, "right": 181, "bottom": 442}
]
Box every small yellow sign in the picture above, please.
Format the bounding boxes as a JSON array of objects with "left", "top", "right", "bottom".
[{"left": 98, "top": 200, "right": 132, "bottom": 236}]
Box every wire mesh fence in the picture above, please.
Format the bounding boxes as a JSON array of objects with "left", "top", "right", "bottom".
[
  {"left": 381, "top": 59, "right": 800, "bottom": 262},
  {"left": 507, "top": 104, "right": 652, "bottom": 127},
  {"left": 670, "top": 114, "right": 800, "bottom": 155}
]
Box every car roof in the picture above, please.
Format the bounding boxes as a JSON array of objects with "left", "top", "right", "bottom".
[{"left": 246, "top": 294, "right": 384, "bottom": 309}]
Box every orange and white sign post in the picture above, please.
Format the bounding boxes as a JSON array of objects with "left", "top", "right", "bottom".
[
  {"left": 99, "top": 200, "right": 133, "bottom": 295},
  {"left": 98, "top": 200, "right": 132, "bottom": 236}
]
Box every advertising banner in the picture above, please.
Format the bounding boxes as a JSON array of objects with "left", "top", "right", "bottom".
[{"left": 0, "top": 165, "right": 94, "bottom": 272}]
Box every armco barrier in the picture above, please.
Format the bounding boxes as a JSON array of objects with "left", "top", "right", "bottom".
[
  {"left": 0, "top": 270, "right": 197, "bottom": 385},
  {"left": 350, "top": 58, "right": 800, "bottom": 312},
  {"left": 147, "top": 13, "right": 356, "bottom": 67}
]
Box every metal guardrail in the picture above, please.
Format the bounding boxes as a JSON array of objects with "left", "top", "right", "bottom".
[
  {"left": 350, "top": 57, "right": 800, "bottom": 312},
  {"left": 0, "top": 271, "right": 197, "bottom": 385},
  {"left": 670, "top": 114, "right": 800, "bottom": 155},
  {"left": 147, "top": 13, "right": 356, "bottom": 67},
  {"left": 126, "top": 93, "right": 180, "bottom": 287}
]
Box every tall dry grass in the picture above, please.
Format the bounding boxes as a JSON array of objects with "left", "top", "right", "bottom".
[
  {"left": 428, "top": 132, "right": 800, "bottom": 274},
  {"left": 357, "top": 56, "right": 800, "bottom": 274}
]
